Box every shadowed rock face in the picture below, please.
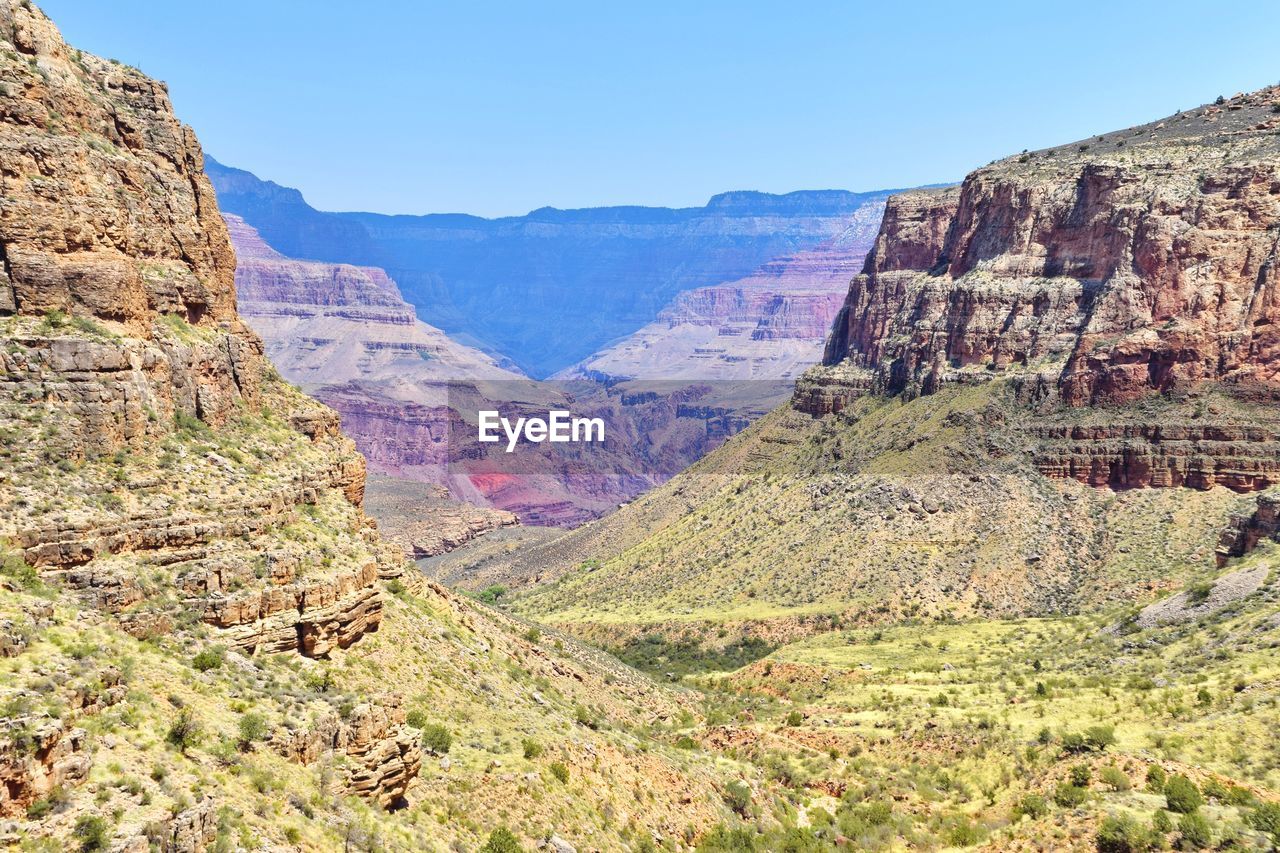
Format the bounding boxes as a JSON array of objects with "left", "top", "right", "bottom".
[{"left": 802, "top": 86, "right": 1280, "bottom": 491}]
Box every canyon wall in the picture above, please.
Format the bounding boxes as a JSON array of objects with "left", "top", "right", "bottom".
[
  {"left": 557, "top": 199, "right": 887, "bottom": 382},
  {"left": 800, "top": 87, "right": 1280, "bottom": 491},
  {"left": 0, "top": 7, "right": 424, "bottom": 817},
  {"left": 209, "top": 157, "right": 903, "bottom": 377}
]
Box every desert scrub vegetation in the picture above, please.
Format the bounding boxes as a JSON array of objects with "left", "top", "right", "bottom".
[{"left": 604, "top": 633, "right": 775, "bottom": 679}]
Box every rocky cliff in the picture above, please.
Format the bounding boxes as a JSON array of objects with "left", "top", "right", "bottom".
[
  {"left": 801, "top": 87, "right": 1280, "bottom": 491},
  {"left": 556, "top": 198, "right": 888, "bottom": 382},
  {"left": 209, "top": 157, "right": 904, "bottom": 377},
  {"left": 0, "top": 5, "right": 749, "bottom": 849},
  {"left": 0, "top": 2, "right": 405, "bottom": 658}
]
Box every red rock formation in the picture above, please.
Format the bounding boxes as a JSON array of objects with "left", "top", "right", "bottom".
[
  {"left": 0, "top": 718, "right": 91, "bottom": 818},
  {"left": 804, "top": 87, "right": 1280, "bottom": 491},
  {"left": 1216, "top": 490, "right": 1280, "bottom": 565}
]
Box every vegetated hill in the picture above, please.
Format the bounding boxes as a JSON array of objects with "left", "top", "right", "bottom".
[
  {"left": 208, "top": 156, "right": 902, "bottom": 377},
  {"left": 0, "top": 5, "right": 756, "bottom": 848},
  {"left": 483, "top": 84, "right": 1280, "bottom": 647},
  {"left": 686, "top": 545, "right": 1280, "bottom": 850}
]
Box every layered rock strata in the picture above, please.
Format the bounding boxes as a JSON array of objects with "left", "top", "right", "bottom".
[
  {"left": 0, "top": 1, "right": 397, "bottom": 661},
  {"left": 801, "top": 87, "right": 1280, "bottom": 491}
]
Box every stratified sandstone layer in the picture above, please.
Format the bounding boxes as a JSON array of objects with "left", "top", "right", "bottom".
[
  {"left": 228, "top": 214, "right": 519, "bottom": 390},
  {"left": 0, "top": 6, "right": 422, "bottom": 814},
  {"left": 801, "top": 87, "right": 1280, "bottom": 491},
  {"left": 558, "top": 199, "right": 889, "bottom": 382}
]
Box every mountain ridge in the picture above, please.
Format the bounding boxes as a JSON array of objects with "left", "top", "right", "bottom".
[{"left": 207, "top": 157, "right": 911, "bottom": 376}]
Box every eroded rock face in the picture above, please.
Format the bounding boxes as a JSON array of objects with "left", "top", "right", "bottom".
[
  {"left": 1216, "top": 490, "right": 1280, "bottom": 565},
  {"left": 0, "top": 1, "right": 389, "bottom": 657},
  {"left": 559, "top": 203, "right": 887, "bottom": 382},
  {"left": 273, "top": 696, "right": 422, "bottom": 809},
  {"left": 802, "top": 87, "right": 1280, "bottom": 490},
  {"left": 0, "top": 717, "right": 91, "bottom": 818}
]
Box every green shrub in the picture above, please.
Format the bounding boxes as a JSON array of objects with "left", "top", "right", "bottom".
[
  {"left": 26, "top": 795, "right": 56, "bottom": 820},
  {"left": 944, "top": 818, "right": 982, "bottom": 846},
  {"left": 1083, "top": 725, "right": 1116, "bottom": 751},
  {"left": 405, "top": 710, "right": 427, "bottom": 729},
  {"left": 1100, "top": 766, "right": 1131, "bottom": 792},
  {"left": 1176, "top": 811, "right": 1211, "bottom": 849},
  {"left": 173, "top": 409, "right": 211, "bottom": 439},
  {"left": 1185, "top": 581, "right": 1214, "bottom": 604},
  {"left": 1095, "top": 814, "right": 1154, "bottom": 853},
  {"left": 1146, "top": 766, "right": 1167, "bottom": 792},
  {"left": 784, "top": 710, "right": 803, "bottom": 727},
  {"left": 522, "top": 739, "right": 543, "bottom": 760},
  {"left": 191, "top": 646, "right": 225, "bottom": 672},
  {"left": 573, "top": 705, "right": 598, "bottom": 729},
  {"left": 675, "top": 735, "right": 697, "bottom": 749},
  {"left": 1070, "top": 763, "right": 1092, "bottom": 787},
  {"left": 1012, "top": 793, "right": 1049, "bottom": 820},
  {"left": 476, "top": 585, "right": 507, "bottom": 603},
  {"left": 1164, "top": 775, "right": 1203, "bottom": 814},
  {"left": 1053, "top": 783, "right": 1088, "bottom": 808},
  {"left": 1152, "top": 810, "right": 1173, "bottom": 834},
  {"left": 166, "top": 707, "right": 202, "bottom": 753},
  {"left": 1246, "top": 801, "right": 1280, "bottom": 839},
  {"left": 723, "top": 780, "right": 752, "bottom": 815},
  {"left": 237, "top": 713, "right": 267, "bottom": 749},
  {"left": 480, "top": 828, "right": 522, "bottom": 853},
  {"left": 420, "top": 724, "right": 452, "bottom": 755},
  {"left": 74, "top": 815, "right": 110, "bottom": 851},
  {"left": 1199, "top": 778, "right": 1228, "bottom": 802},
  {"left": 548, "top": 762, "right": 569, "bottom": 784}
]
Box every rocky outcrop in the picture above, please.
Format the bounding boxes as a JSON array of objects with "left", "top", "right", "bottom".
[
  {"left": 0, "top": 1, "right": 391, "bottom": 657},
  {"left": 802, "top": 87, "right": 1280, "bottom": 492},
  {"left": 1029, "top": 421, "right": 1280, "bottom": 492},
  {"left": 1130, "top": 565, "right": 1270, "bottom": 629},
  {"left": 1216, "top": 490, "right": 1280, "bottom": 565},
  {"left": 0, "top": 717, "right": 91, "bottom": 818},
  {"left": 273, "top": 696, "right": 422, "bottom": 809},
  {"left": 228, "top": 215, "right": 517, "bottom": 389},
  {"left": 363, "top": 478, "right": 516, "bottom": 559}
]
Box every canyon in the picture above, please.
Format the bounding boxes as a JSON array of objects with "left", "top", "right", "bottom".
[
  {"left": 556, "top": 198, "right": 890, "bottom": 382},
  {"left": 208, "top": 157, "right": 899, "bottom": 378},
  {"left": 6, "top": 0, "right": 1280, "bottom": 849},
  {"left": 480, "top": 87, "right": 1280, "bottom": 645},
  {"left": 224, "top": 189, "right": 900, "bottom": 528},
  {"left": 0, "top": 5, "right": 749, "bottom": 848}
]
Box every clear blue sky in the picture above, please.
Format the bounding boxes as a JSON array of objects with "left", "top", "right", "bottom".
[{"left": 39, "top": 0, "right": 1280, "bottom": 218}]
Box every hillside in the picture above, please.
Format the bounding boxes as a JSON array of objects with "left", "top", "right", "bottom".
[
  {"left": 482, "top": 86, "right": 1280, "bottom": 645},
  {"left": 0, "top": 5, "right": 750, "bottom": 849}
]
